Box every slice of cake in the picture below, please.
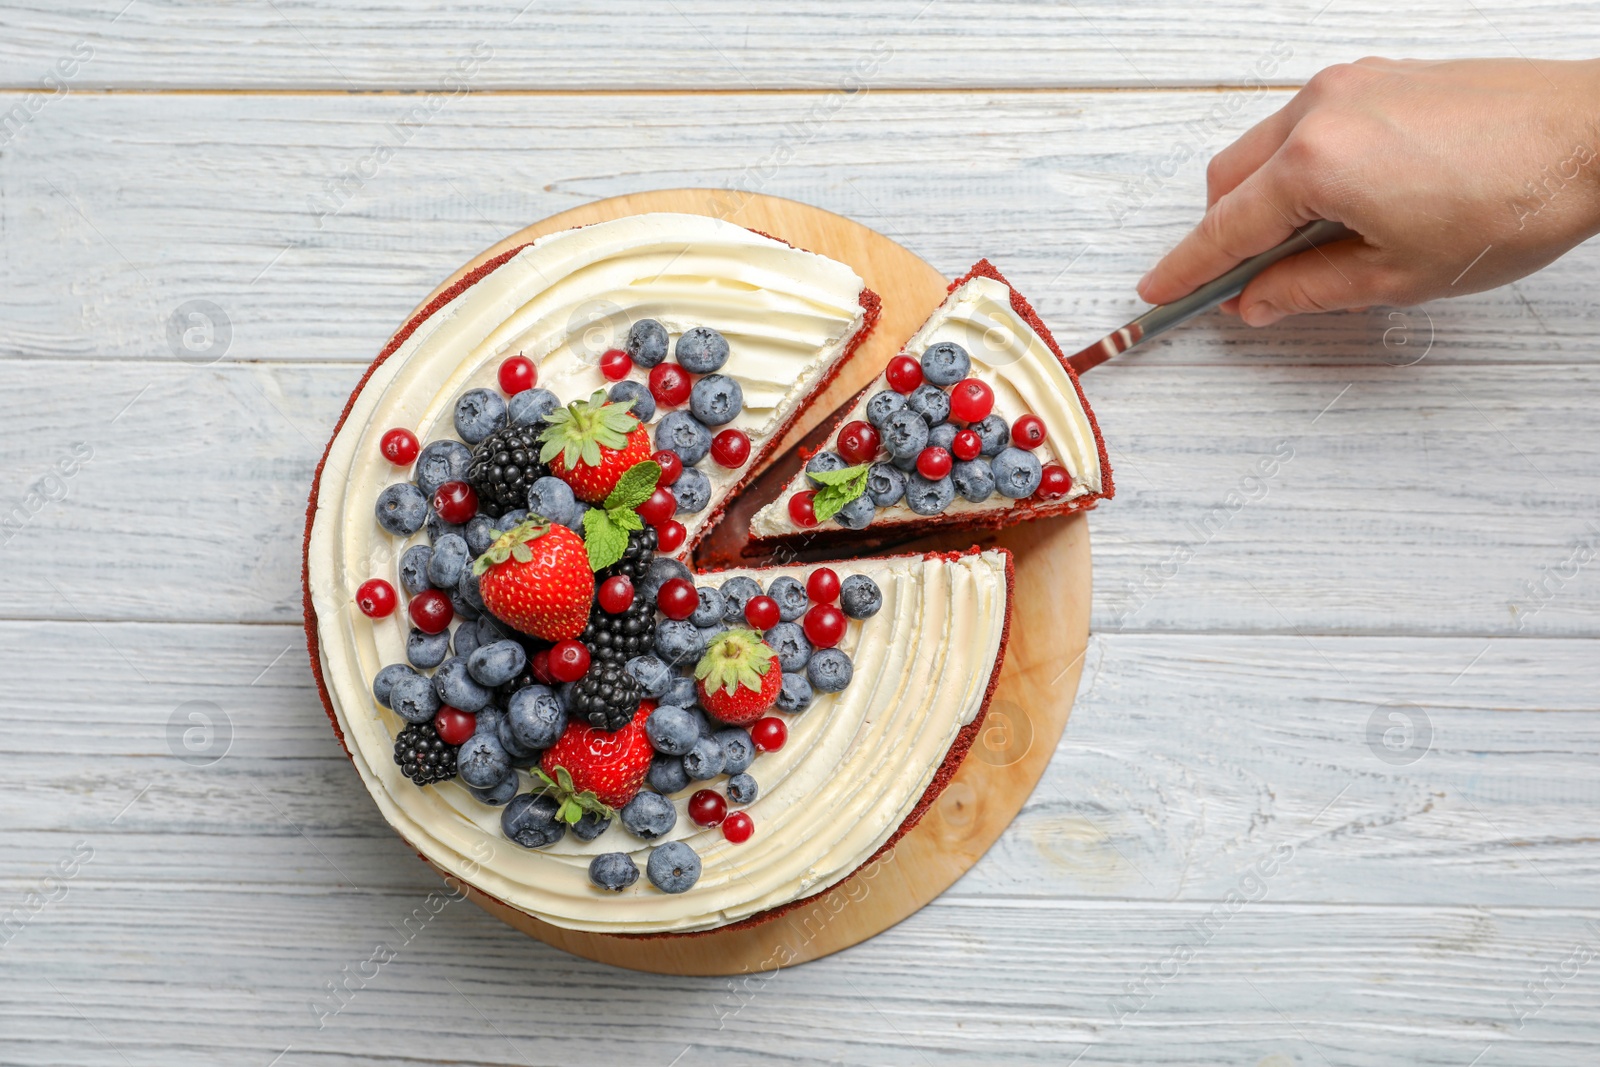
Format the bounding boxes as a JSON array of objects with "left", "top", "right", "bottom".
[{"left": 749, "top": 261, "right": 1112, "bottom": 544}]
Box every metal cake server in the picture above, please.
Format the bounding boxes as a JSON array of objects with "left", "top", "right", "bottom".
[{"left": 1067, "top": 218, "right": 1354, "bottom": 375}]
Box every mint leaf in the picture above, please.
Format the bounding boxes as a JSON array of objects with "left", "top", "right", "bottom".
[
  {"left": 604, "top": 460, "right": 662, "bottom": 512},
  {"left": 611, "top": 507, "right": 643, "bottom": 532},
  {"left": 808, "top": 463, "right": 869, "bottom": 487},
  {"left": 811, "top": 464, "right": 871, "bottom": 523},
  {"left": 582, "top": 507, "right": 629, "bottom": 571}
]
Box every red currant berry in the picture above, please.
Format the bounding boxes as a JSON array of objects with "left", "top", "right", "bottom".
[
  {"left": 885, "top": 354, "right": 923, "bottom": 394},
  {"left": 408, "top": 589, "right": 453, "bottom": 634},
  {"left": 688, "top": 789, "right": 728, "bottom": 827},
  {"left": 1035, "top": 463, "right": 1074, "bottom": 501},
  {"left": 657, "top": 578, "right": 698, "bottom": 621},
  {"left": 380, "top": 428, "right": 419, "bottom": 466},
  {"left": 1012, "top": 413, "right": 1047, "bottom": 450},
  {"left": 655, "top": 520, "right": 687, "bottom": 554},
  {"left": 744, "top": 595, "right": 781, "bottom": 631},
  {"left": 649, "top": 362, "right": 692, "bottom": 406},
  {"left": 652, "top": 449, "right": 683, "bottom": 485},
  {"left": 951, "top": 429, "right": 983, "bottom": 462},
  {"left": 548, "top": 639, "right": 591, "bottom": 682},
  {"left": 722, "top": 810, "right": 754, "bottom": 844},
  {"left": 497, "top": 355, "right": 536, "bottom": 395},
  {"left": 529, "top": 648, "right": 555, "bottom": 685},
  {"left": 637, "top": 486, "right": 677, "bottom": 526},
  {"left": 598, "top": 575, "right": 635, "bottom": 614},
  {"left": 711, "top": 428, "right": 751, "bottom": 469},
  {"left": 599, "top": 348, "right": 632, "bottom": 382},
  {"left": 803, "top": 603, "right": 847, "bottom": 648},
  {"left": 431, "top": 480, "right": 478, "bottom": 525},
  {"left": 433, "top": 707, "right": 477, "bottom": 746},
  {"left": 788, "top": 491, "right": 818, "bottom": 528},
  {"left": 836, "top": 420, "right": 881, "bottom": 465},
  {"left": 750, "top": 716, "right": 787, "bottom": 753},
  {"left": 356, "top": 578, "right": 397, "bottom": 618},
  {"left": 806, "top": 567, "right": 840, "bottom": 604},
  {"left": 916, "top": 446, "right": 953, "bottom": 480},
  {"left": 949, "top": 378, "right": 995, "bottom": 423}
]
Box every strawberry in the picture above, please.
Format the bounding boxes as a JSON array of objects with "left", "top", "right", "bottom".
[
  {"left": 538, "top": 389, "right": 654, "bottom": 503},
  {"left": 471, "top": 519, "right": 594, "bottom": 641},
  {"left": 537, "top": 701, "right": 656, "bottom": 815},
  {"left": 695, "top": 629, "right": 782, "bottom": 725}
]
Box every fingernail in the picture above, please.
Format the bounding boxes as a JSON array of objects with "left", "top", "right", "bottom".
[{"left": 1242, "top": 302, "right": 1281, "bottom": 327}]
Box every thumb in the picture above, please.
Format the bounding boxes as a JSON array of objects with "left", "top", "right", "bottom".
[{"left": 1237, "top": 237, "right": 1383, "bottom": 326}]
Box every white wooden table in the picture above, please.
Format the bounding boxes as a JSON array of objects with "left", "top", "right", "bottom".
[{"left": 4, "top": 4, "right": 1598, "bottom": 1064}]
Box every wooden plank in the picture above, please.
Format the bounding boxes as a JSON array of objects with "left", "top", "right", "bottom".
[{"left": 0, "top": 1, "right": 1594, "bottom": 90}]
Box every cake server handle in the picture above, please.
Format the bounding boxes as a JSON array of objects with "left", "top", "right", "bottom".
[{"left": 1066, "top": 218, "right": 1355, "bottom": 375}]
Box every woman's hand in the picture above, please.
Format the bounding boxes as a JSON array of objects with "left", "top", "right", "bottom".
[{"left": 1136, "top": 58, "right": 1600, "bottom": 325}]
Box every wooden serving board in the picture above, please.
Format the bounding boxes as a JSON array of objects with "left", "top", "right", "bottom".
[{"left": 409, "top": 189, "right": 1092, "bottom": 975}]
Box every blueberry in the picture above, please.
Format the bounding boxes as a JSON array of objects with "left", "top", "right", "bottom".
[
  {"left": 688, "top": 586, "right": 726, "bottom": 628},
  {"left": 840, "top": 575, "right": 883, "bottom": 619},
  {"left": 655, "top": 410, "right": 712, "bottom": 466},
  {"left": 375, "top": 483, "right": 428, "bottom": 536},
  {"left": 455, "top": 388, "right": 507, "bottom": 444},
  {"left": 807, "top": 648, "right": 854, "bottom": 692},
  {"left": 590, "top": 852, "right": 640, "bottom": 891},
  {"left": 621, "top": 791, "right": 677, "bottom": 840},
  {"left": 455, "top": 569, "right": 486, "bottom": 616},
  {"left": 625, "top": 318, "right": 670, "bottom": 368},
  {"left": 647, "top": 704, "right": 700, "bottom": 755},
  {"left": 689, "top": 374, "right": 743, "bottom": 426},
  {"left": 508, "top": 387, "right": 561, "bottom": 429},
  {"left": 428, "top": 533, "right": 470, "bottom": 589},
  {"left": 971, "top": 414, "right": 1010, "bottom": 457},
  {"left": 415, "top": 440, "right": 472, "bottom": 496},
  {"left": 952, "top": 457, "right": 995, "bottom": 502},
  {"left": 426, "top": 508, "right": 466, "bottom": 545},
  {"left": 647, "top": 840, "right": 701, "bottom": 894},
  {"left": 502, "top": 792, "right": 565, "bottom": 849},
  {"left": 776, "top": 672, "right": 814, "bottom": 713},
  {"left": 452, "top": 620, "right": 483, "bottom": 659},
  {"left": 698, "top": 623, "right": 728, "bottom": 649},
  {"left": 555, "top": 682, "right": 576, "bottom": 712},
  {"left": 663, "top": 675, "right": 697, "bottom": 710},
  {"left": 398, "top": 544, "right": 433, "bottom": 595},
  {"left": 805, "top": 450, "right": 847, "bottom": 487},
  {"left": 727, "top": 772, "right": 759, "bottom": 805},
  {"left": 675, "top": 326, "right": 731, "bottom": 373},
  {"left": 905, "top": 472, "right": 956, "bottom": 515},
  {"left": 991, "top": 447, "right": 1043, "bottom": 499},
  {"left": 496, "top": 508, "right": 529, "bottom": 528},
  {"left": 674, "top": 468, "right": 711, "bottom": 514},
  {"left": 570, "top": 502, "right": 591, "bottom": 533},
  {"left": 373, "top": 663, "right": 417, "bottom": 708},
  {"left": 881, "top": 409, "right": 929, "bottom": 459},
  {"left": 608, "top": 379, "right": 656, "bottom": 424},
  {"left": 927, "top": 422, "right": 958, "bottom": 452},
  {"left": 407, "top": 628, "right": 450, "bottom": 670},
  {"left": 683, "top": 736, "right": 725, "bottom": 780},
  {"left": 921, "top": 341, "right": 971, "bottom": 386},
  {"left": 448, "top": 593, "right": 480, "bottom": 625},
  {"left": 764, "top": 622, "right": 811, "bottom": 672},
  {"left": 476, "top": 706, "right": 506, "bottom": 739},
  {"left": 833, "top": 493, "right": 876, "bottom": 530},
  {"left": 389, "top": 671, "right": 441, "bottom": 723},
  {"left": 715, "top": 728, "right": 755, "bottom": 775},
  {"left": 469, "top": 770, "right": 520, "bottom": 807},
  {"left": 720, "top": 576, "right": 762, "bottom": 622},
  {"left": 907, "top": 384, "right": 951, "bottom": 426},
  {"left": 655, "top": 619, "right": 705, "bottom": 666},
  {"left": 891, "top": 451, "right": 919, "bottom": 473},
  {"left": 766, "top": 576, "right": 808, "bottom": 622},
  {"left": 506, "top": 685, "right": 566, "bottom": 750},
  {"left": 865, "top": 389, "right": 906, "bottom": 429},
  {"left": 469, "top": 640, "right": 527, "bottom": 687},
  {"left": 571, "top": 810, "right": 612, "bottom": 842},
  {"left": 626, "top": 655, "right": 673, "bottom": 698},
  {"left": 495, "top": 713, "right": 536, "bottom": 760},
  {"left": 689, "top": 707, "right": 718, "bottom": 738},
  {"left": 648, "top": 753, "right": 692, "bottom": 794},
  {"left": 434, "top": 656, "right": 493, "bottom": 712},
  {"left": 457, "top": 731, "right": 511, "bottom": 788},
  {"left": 640, "top": 557, "right": 694, "bottom": 602},
  {"left": 866, "top": 463, "right": 906, "bottom": 507},
  {"left": 464, "top": 514, "right": 498, "bottom": 558},
  {"left": 524, "top": 475, "right": 576, "bottom": 528}
]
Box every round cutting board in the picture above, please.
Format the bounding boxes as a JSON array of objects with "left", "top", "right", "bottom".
[{"left": 391, "top": 189, "right": 1091, "bottom": 974}]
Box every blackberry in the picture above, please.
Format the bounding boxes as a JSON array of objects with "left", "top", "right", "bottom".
[
  {"left": 569, "top": 660, "right": 645, "bottom": 731},
  {"left": 597, "top": 525, "right": 657, "bottom": 585},
  {"left": 466, "top": 424, "right": 548, "bottom": 515},
  {"left": 580, "top": 591, "right": 655, "bottom": 666},
  {"left": 393, "top": 722, "right": 458, "bottom": 786}
]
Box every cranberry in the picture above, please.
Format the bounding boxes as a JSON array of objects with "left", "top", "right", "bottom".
[
  {"left": 408, "top": 589, "right": 453, "bottom": 634},
  {"left": 380, "top": 428, "right": 419, "bottom": 466},
  {"left": 803, "top": 603, "right": 847, "bottom": 648},
  {"left": 1035, "top": 464, "right": 1074, "bottom": 501},
  {"left": 529, "top": 648, "right": 555, "bottom": 684},
  {"left": 657, "top": 578, "right": 698, "bottom": 621},
  {"left": 885, "top": 354, "right": 923, "bottom": 394},
  {"left": 599, "top": 348, "right": 632, "bottom": 382},
  {"left": 750, "top": 716, "right": 787, "bottom": 752},
  {"left": 649, "top": 363, "right": 692, "bottom": 406},
  {"left": 722, "top": 810, "right": 754, "bottom": 843},
  {"left": 431, "top": 480, "right": 478, "bottom": 524},
  {"left": 598, "top": 575, "right": 635, "bottom": 614},
  {"left": 836, "top": 420, "right": 880, "bottom": 465},
  {"left": 652, "top": 449, "right": 683, "bottom": 485},
  {"left": 788, "top": 491, "right": 818, "bottom": 528},
  {"left": 1012, "top": 413, "right": 1047, "bottom": 450},
  {"left": 548, "top": 639, "right": 591, "bottom": 682},
  {"left": 951, "top": 429, "right": 983, "bottom": 462},
  {"left": 356, "top": 578, "right": 397, "bottom": 618},
  {"left": 497, "top": 355, "right": 536, "bottom": 395},
  {"left": 744, "top": 595, "right": 781, "bottom": 631},
  {"left": 637, "top": 486, "right": 677, "bottom": 526},
  {"left": 433, "top": 707, "right": 477, "bottom": 746},
  {"left": 806, "top": 567, "right": 840, "bottom": 604},
  {"left": 711, "top": 428, "right": 751, "bottom": 469},
  {"left": 949, "top": 378, "right": 995, "bottom": 423},
  {"left": 688, "top": 789, "right": 728, "bottom": 827},
  {"left": 916, "top": 446, "right": 952, "bottom": 480},
  {"left": 655, "top": 520, "right": 687, "bottom": 554}
]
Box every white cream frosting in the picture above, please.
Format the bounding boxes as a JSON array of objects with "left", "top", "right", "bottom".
[{"left": 751, "top": 274, "right": 1104, "bottom": 538}]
